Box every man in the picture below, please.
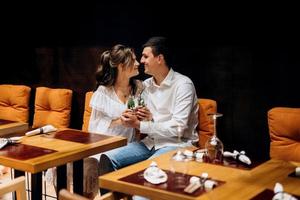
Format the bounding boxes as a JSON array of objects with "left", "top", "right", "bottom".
[{"left": 99, "top": 36, "right": 198, "bottom": 176}]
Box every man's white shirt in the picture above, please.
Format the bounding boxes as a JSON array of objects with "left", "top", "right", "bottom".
[{"left": 140, "top": 68, "right": 199, "bottom": 150}]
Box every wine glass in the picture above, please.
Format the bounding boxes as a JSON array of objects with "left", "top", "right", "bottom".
[
  {"left": 205, "top": 113, "right": 224, "bottom": 163},
  {"left": 175, "top": 124, "right": 187, "bottom": 157},
  {"left": 169, "top": 124, "right": 189, "bottom": 188}
]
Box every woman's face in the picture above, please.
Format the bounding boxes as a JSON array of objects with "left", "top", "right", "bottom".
[{"left": 123, "top": 53, "right": 140, "bottom": 78}]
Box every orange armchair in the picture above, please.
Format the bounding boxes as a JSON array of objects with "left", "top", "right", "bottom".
[
  {"left": 0, "top": 84, "right": 31, "bottom": 123},
  {"left": 82, "top": 91, "right": 93, "bottom": 131},
  {"left": 32, "top": 87, "right": 73, "bottom": 128},
  {"left": 197, "top": 98, "right": 217, "bottom": 148},
  {"left": 268, "top": 107, "right": 300, "bottom": 162}
]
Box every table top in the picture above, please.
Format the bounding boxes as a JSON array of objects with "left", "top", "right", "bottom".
[
  {"left": 0, "top": 119, "right": 28, "bottom": 136},
  {"left": 99, "top": 149, "right": 300, "bottom": 200},
  {"left": 0, "top": 128, "right": 127, "bottom": 173}
]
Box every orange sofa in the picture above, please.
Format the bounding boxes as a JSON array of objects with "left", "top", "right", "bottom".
[{"left": 268, "top": 107, "right": 300, "bottom": 162}]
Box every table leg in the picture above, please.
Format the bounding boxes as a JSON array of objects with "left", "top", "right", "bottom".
[
  {"left": 57, "top": 165, "right": 67, "bottom": 196},
  {"left": 73, "top": 159, "right": 83, "bottom": 195},
  {"left": 13, "top": 170, "right": 25, "bottom": 200},
  {"left": 31, "top": 172, "right": 42, "bottom": 200}
]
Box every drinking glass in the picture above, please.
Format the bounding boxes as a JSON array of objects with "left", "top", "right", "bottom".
[
  {"left": 170, "top": 124, "right": 189, "bottom": 188},
  {"left": 205, "top": 113, "right": 224, "bottom": 163}
]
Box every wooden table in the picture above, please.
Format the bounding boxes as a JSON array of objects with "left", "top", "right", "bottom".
[
  {"left": 0, "top": 119, "right": 28, "bottom": 136},
  {"left": 99, "top": 150, "right": 300, "bottom": 200},
  {"left": 0, "top": 128, "right": 127, "bottom": 200}
]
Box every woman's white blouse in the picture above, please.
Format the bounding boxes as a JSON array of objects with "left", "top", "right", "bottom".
[{"left": 88, "top": 85, "right": 135, "bottom": 143}]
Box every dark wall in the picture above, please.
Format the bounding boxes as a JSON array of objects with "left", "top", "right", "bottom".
[{"left": 1, "top": 2, "right": 300, "bottom": 160}]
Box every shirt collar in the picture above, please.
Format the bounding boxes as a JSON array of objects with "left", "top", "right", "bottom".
[{"left": 150, "top": 68, "right": 174, "bottom": 87}]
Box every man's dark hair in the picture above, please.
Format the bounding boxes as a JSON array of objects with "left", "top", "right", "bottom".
[{"left": 143, "top": 36, "right": 173, "bottom": 68}]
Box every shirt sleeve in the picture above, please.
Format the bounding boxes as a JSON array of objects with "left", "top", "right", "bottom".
[
  {"left": 88, "top": 87, "right": 114, "bottom": 133},
  {"left": 140, "top": 82, "right": 197, "bottom": 138},
  {"left": 88, "top": 108, "right": 112, "bottom": 133}
]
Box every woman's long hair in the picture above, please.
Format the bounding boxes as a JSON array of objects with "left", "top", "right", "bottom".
[{"left": 95, "top": 44, "right": 137, "bottom": 95}]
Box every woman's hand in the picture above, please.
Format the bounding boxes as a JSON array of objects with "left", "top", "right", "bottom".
[
  {"left": 120, "top": 109, "right": 140, "bottom": 129},
  {"left": 136, "top": 106, "right": 153, "bottom": 121},
  {"left": 110, "top": 118, "right": 122, "bottom": 127}
]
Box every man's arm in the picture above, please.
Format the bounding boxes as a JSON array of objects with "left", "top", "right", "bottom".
[{"left": 140, "top": 82, "right": 197, "bottom": 138}]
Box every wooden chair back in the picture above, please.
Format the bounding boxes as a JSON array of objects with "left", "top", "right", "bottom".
[{"left": 0, "top": 176, "right": 26, "bottom": 200}]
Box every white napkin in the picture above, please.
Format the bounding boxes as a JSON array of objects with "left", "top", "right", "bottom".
[
  {"left": 223, "top": 150, "right": 252, "bottom": 165},
  {"left": 204, "top": 180, "right": 217, "bottom": 189},
  {"left": 0, "top": 136, "right": 22, "bottom": 149},
  {"left": 183, "top": 149, "right": 194, "bottom": 158},
  {"left": 25, "top": 125, "right": 57, "bottom": 136},
  {"left": 194, "top": 149, "right": 206, "bottom": 162},
  {"left": 295, "top": 167, "right": 300, "bottom": 176},
  {"left": 272, "top": 182, "right": 297, "bottom": 200},
  {"left": 184, "top": 176, "right": 201, "bottom": 193},
  {"left": 184, "top": 172, "right": 216, "bottom": 193},
  {"left": 143, "top": 161, "right": 168, "bottom": 184}
]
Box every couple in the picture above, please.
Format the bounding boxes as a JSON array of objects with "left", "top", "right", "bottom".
[{"left": 87, "top": 36, "right": 199, "bottom": 197}]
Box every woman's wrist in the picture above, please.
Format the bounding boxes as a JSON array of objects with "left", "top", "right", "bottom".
[{"left": 110, "top": 118, "right": 121, "bottom": 127}]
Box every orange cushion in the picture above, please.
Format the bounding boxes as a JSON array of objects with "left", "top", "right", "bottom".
[
  {"left": 268, "top": 107, "right": 300, "bottom": 161},
  {"left": 0, "top": 84, "right": 31, "bottom": 123},
  {"left": 197, "top": 98, "right": 217, "bottom": 148},
  {"left": 82, "top": 91, "right": 93, "bottom": 131},
  {"left": 32, "top": 87, "right": 72, "bottom": 128}
]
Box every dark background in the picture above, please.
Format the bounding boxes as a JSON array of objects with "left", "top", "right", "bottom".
[{"left": 1, "top": 2, "right": 300, "bottom": 160}]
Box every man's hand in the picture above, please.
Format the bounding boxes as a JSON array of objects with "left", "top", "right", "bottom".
[{"left": 136, "top": 106, "right": 153, "bottom": 121}]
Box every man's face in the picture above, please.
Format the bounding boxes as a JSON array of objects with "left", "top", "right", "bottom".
[{"left": 140, "top": 47, "right": 157, "bottom": 76}]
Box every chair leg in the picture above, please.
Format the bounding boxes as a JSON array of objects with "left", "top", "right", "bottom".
[
  {"left": 43, "top": 171, "right": 46, "bottom": 200},
  {"left": 26, "top": 172, "right": 31, "bottom": 200}
]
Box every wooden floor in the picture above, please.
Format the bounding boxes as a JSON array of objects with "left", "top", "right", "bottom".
[{"left": 0, "top": 168, "right": 102, "bottom": 200}]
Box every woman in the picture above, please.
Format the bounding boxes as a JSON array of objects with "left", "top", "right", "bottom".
[
  {"left": 89, "top": 44, "right": 148, "bottom": 142},
  {"left": 84, "top": 44, "right": 151, "bottom": 198}
]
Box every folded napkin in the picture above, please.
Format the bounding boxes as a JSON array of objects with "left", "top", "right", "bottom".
[
  {"left": 194, "top": 149, "right": 206, "bottom": 162},
  {"left": 25, "top": 125, "right": 57, "bottom": 136},
  {"left": 183, "top": 149, "right": 194, "bottom": 158},
  {"left": 223, "top": 150, "right": 251, "bottom": 165},
  {"left": 184, "top": 172, "right": 217, "bottom": 193},
  {"left": 272, "top": 182, "right": 297, "bottom": 200},
  {"left": 0, "top": 136, "right": 22, "bottom": 149},
  {"left": 143, "top": 161, "right": 168, "bottom": 184},
  {"left": 295, "top": 167, "right": 300, "bottom": 177}
]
